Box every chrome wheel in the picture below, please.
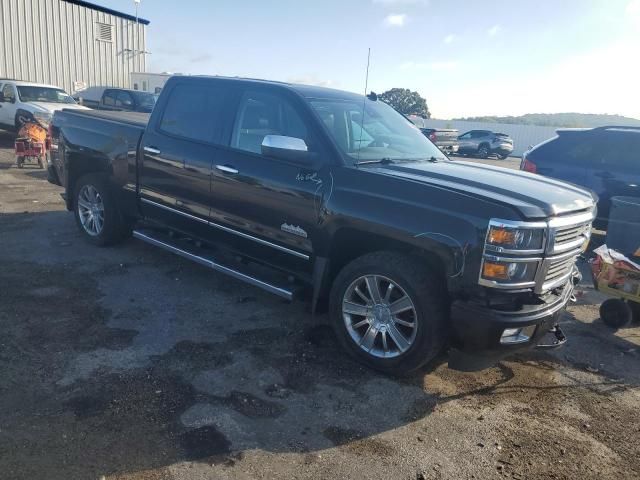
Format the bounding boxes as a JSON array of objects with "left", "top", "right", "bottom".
[
  {"left": 77, "top": 184, "right": 105, "bottom": 236},
  {"left": 342, "top": 275, "right": 418, "bottom": 358}
]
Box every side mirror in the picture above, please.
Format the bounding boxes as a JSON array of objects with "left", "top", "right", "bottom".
[{"left": 261, "top": 135, "right": 309, "bottom": 163}]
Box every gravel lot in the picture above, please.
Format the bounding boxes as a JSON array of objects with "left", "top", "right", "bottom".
[{"left": 1, "top": 130, "right": 639, "bottom": 480}]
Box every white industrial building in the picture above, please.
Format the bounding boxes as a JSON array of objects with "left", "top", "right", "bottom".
[{"left": 0, "top": 0, "right": 149, "bottom": 95}]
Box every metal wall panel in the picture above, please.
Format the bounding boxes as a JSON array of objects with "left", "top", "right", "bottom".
[{"left": 0, "top": 0, "right": 147, "bottom": 94}]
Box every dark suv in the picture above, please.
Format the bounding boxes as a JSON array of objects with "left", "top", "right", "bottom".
[
  {"left": 458, "top": 130, "right": 514, "bottom": 159},
  {"left": 521, "top": 126, "right": 640, "bottom": 228}
]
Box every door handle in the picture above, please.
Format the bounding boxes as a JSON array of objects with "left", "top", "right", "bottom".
[
  {"left": 143, "top": 146, "right": 161, "bottom": 155},
  {"left": 216, "top": 164, "right": 239, "bottom": 174}
]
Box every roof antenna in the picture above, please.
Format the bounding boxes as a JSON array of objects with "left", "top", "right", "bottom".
[{"left": 356, "top": 48, "right": 371, "bottom": 165}]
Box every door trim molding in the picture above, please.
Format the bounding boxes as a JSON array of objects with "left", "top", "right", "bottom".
[{"left": 140, "top": 197, "right": 310, "bottom": 260}]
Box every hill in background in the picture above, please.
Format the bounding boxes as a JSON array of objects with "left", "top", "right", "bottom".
[{"left": 452, "top": 113, "right": 640, "bottom": 128}]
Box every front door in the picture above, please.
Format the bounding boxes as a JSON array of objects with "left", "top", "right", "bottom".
[
  {"left": 139, "top": 79, "right": 233, "bottom": 235},
  {"left": 207, "top": 87, "right": 333, "bottom": 272}
]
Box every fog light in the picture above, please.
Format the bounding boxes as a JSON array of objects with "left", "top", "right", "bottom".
[{"left": 500, "top": 325, "right": 536, "bottom": 345}]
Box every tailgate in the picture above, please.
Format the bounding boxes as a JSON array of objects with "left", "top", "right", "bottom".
[{"left": 434, "top": 130, "right": 459, "bottom": 145}]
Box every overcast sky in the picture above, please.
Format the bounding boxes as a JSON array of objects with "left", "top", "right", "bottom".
[{"left": 100, "top": 0, "right": 640, "bottom": 119}]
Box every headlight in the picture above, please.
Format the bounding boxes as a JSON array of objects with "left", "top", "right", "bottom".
[
  {"left": 487, "top": 225, "right": 544, "bottom": 251},
  {"left": 482, "top": 259, "right": 538, "bottom": 284},
  {"left": 32, "top": 111, "right": 52, "bottom": 129}
]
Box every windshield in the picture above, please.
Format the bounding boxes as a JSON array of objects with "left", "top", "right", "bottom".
[
  {"left": 309, "top": 97, "right": 445, "bottom": 163},
  {"left": 17, "top": 86, "right": 76, "bottom": 104},
  {"left": 131, "top": 91, "right": 156, "bottom": 109}
]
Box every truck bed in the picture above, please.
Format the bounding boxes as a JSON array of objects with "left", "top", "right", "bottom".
[{"left": 61, "top": 108, "right": 150, "bottom": 127}]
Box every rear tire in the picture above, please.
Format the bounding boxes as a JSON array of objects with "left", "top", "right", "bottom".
[
  {"left": 73, "top": 173, "right": 130, "bottom": 246},
  {"left": 477, "top": 144, "right": 490, "bottom": 159},
  {"left": 16, "top": 156, "right": 24, "bottom": 168},
  {"left": 329, "top": 251, "right": 448, "bottom": 375},
  {"left": 600, "top": 298, "right": 632, "bottom": 329}
]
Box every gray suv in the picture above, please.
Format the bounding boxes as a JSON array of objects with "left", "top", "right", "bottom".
[{"left": 458, "top": 130, "right": 514, "bottom": 159}]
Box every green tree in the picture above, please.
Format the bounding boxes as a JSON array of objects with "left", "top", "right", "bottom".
[{"left": 378, "top": 88, "right": 431, "bottom": 118}]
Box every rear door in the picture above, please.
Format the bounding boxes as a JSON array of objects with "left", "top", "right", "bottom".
[
  {"left": 139, "top": 79, "right": 235, "bottom": 235},
  {"left": 588, "top": 130, "right": 640, "bottom": 222}
]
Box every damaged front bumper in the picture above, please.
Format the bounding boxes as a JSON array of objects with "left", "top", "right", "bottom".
[{"left": 448, "top": 269, "right": 579, "bottom": 371}]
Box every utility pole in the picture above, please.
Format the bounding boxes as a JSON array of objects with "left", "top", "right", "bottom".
[{"left": 134, "top": 0, "right": 141, "bottom": 69}]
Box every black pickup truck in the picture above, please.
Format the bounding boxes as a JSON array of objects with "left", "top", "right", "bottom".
[{"left": 48, "top": 76, "right": 596, "bottom": 374}]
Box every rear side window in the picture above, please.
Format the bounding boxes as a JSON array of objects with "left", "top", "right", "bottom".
[
  {"left": 599, "top": 131, "right": 640, "bottom": 169},
  {"left": 2, "top": 84, "right": 16, "bottom": 102},
  {"left": 530, "top": 134, "right": 600, "bottom": 164},
  {"left": 159, "top": 83, "right": 227, "bottom": 144}
]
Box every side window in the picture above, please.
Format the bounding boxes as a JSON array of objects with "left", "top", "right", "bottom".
[
  {"left": 533, "top": 135, "right": 600, "bottom": 165},
  {"left": 231, "top": 91, "right": 309, "bottom": 155},
  {"left": 565, "top": 140, "right": 598, "bottom": 163},
  {"left": 159, "top": 82, "right": 226, "bottom": 143},
  {"left": 116, "top": 91, "right": 134, "bottom": 108},
  {"left": 600, "top": 132, "right": 640, "bottom": 169},
  {"left": 103, "top": 90, "right": 116, "bottom": 106},
  {"left": 2, "top": 84, "right": 16, "bottom": 102},
  {"left": 459, "top": 132, "right": 471, "bottom": 139}
]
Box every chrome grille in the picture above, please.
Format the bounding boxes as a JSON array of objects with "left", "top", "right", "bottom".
[
  {"left": 551, "top": 221, "right": 591, "bottom": 254},
  {"left": 544, "top": 256, "right": 576, "bottom": 285}
]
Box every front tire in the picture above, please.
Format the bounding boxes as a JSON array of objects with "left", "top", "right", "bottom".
[
  {"left": 477, "top": 144, "right": 490, "bottom": 159},
  {"left": 329, "top": 251, "right": 448, "bottom": 375},
  {"left": 73, "top": 173, "right": 130, "bottom": 246}
]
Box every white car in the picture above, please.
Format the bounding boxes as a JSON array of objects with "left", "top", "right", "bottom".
[{"left": 0, "top": 79, "right": 89, "bottom": 131}]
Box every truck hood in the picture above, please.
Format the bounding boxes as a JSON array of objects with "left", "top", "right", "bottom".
[
  {"left": 367, "top": 160, "right": 596, "bottom": 219},
  {"left": 27, "top": 102, "right": 89, "bottom": 114}
]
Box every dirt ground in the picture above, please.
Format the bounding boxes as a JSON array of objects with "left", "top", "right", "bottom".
[{"left": 0, "top": 130, "right": 638, "bottom": 480}]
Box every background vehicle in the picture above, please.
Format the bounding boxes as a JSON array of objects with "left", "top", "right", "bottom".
[
  {"left": 48, "top": 76, "right": 595, "bottom": 375},
  {"left": 420, "top": 128, "right": 459, "bottom": 154},
  {"left": 458, "top": 130, "right": 514, "bottom": 159},
  {"left": 75, "top": 87, "right": 156, "bottom": 113},
  {"left": 521, "top": 126, "right": 640, "bottom": 229},
  {"left": 0, "top": 79, "right": 88, "bottom": 131}
]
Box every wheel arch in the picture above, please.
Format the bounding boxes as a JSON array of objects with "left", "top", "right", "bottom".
[
  {"left": 312, "top": 226, "right": 457, "bottom": 313},
  {"left": 64, "top": 151, "right": 112, "bottom": 210}
]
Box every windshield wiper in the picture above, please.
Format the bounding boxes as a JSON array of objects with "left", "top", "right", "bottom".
[
  {"left": 429, "top": 156, "right": 447, "bottom": 162},
  {"left": 355, "top": 157, "right": 395, "bottom": 166}
]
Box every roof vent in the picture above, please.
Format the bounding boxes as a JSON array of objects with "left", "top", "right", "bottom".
[{"left": 96, "top": 22, "right": 113, "bottom": 42}]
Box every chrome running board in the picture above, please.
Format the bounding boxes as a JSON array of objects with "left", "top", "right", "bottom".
[{"left": 133, "top": 229, "right": 296, "bottom": 300}]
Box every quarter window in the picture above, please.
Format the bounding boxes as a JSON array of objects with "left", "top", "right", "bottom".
[
  {"left": 159, "top": 83, "right": 226, "bottom": 144},
  {"left": 231, "top": 91, "right": 309, "bottom": 155}
]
